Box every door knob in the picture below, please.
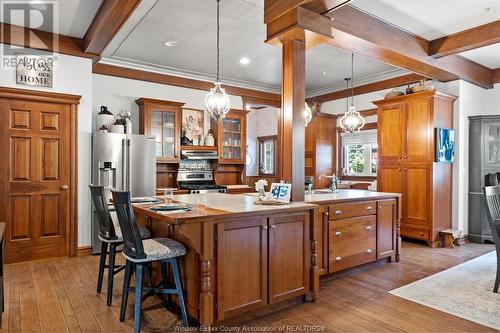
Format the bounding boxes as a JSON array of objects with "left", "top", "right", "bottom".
[{"left": 61, "top": 185, "right": 69, "bottom": 190}]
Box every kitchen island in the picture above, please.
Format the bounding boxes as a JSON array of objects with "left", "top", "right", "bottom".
[{"left": 133, "top": 190, "right": 401, "bottom": 327}]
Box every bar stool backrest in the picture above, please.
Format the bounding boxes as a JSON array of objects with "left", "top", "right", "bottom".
[
  {"left": 89, "top": 185, "right": 117, "bottom": 240},
  {"left": 111, "top": 190, "right": 146, "bottom": 260},
  {"left": 483, "top": 186, "right": 500, "bottom": 251}
]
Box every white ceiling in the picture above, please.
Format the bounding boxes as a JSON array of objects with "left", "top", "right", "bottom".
[
  {"left": 101, "top": 0, "right": 404, "bottom": 95},
  {"left": 460, "top": 43, "right": 500, "bottom": 69},
  {"left": 0, "top": 0, "right": 102, "bottom": 38},
  {"left": 351, "top": 0, "right": 500, "bottom": 40}
]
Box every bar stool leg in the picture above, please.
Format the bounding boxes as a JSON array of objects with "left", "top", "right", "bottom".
[
  {"left": 107, "top": 244, "right": 116, "bottom": 306},
  {"left": 97, "top": 241, "right": 108, "bottom": 294},
  {"left": 160, "top": 261, "right": 169, "bottom": 309},
  {"left": 120, "top": 260, "right": 132, "bottom": 322},
  {"left": 171, "top": 258, "right": 188, "bottom": 326},
  {"left": 133, "top": 264, "right": 144, "bottom": 333}
]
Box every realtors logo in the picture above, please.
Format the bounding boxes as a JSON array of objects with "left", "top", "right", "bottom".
[{"left": 1, "top": 1, "right": 59, "bottom": 68}]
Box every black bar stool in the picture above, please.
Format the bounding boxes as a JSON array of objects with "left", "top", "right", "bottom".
[
  {"left": 112, "top": 189, "right": 188, "bottom": 332},
  {"left": 89, "top": 185, "right": 151, "bottom": 306}
]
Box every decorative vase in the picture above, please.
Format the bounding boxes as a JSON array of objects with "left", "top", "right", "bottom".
[
  {"left": 125, "top": 118, "right": 132, "bottom": 134},
  {"left": 96, "top": 106, "right": 114, "bottom": 130},
  {"left": 258, "top": 188, "right": 266, "bottom": 199},
  {"left": 205, "top": 133, "right": 215, "bottom": 146},
  {"left": 110, "top": 124, "right": 125, "bottom": 134}
]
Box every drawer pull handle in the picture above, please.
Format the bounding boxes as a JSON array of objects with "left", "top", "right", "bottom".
[
  {"left": 366, "top": 249, "right": 373, "bottom": 254},
  {"left": 270, "top": 224, "right": 277, "bottom": 229},
  {"left": 366, "top": 206, "right": 372, "bottom": 211},
  {"left": 335, "top": 231, "right": 342, "bottom": 237},
  {"left": 366, "top": 226, "right": 373, "bottom": 231},
  {"left": 335, "top": 210, "right": 342, "bottom": 215},
  {"left": 335, "top": 256, "right": 342, "bottom": 261}
]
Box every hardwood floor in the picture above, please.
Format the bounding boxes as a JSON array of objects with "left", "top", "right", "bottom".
[{"left": 0, "top": 241, "right": 495, "bottom": 332}]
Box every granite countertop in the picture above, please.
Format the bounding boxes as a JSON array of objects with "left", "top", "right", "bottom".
[{"left": 304, "top": 189, "right": 401, "bottom": 203}]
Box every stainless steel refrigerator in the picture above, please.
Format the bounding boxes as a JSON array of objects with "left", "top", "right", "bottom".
[{"left": 90, "top": 132, "right": 156, "bottom": 253}]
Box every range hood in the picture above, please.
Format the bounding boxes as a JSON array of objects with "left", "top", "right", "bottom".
[{"left": 181, "top": 150, "right": 219, "bottom": 160}]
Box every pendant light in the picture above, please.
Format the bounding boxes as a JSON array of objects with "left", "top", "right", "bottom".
[
  {"left": 339, "top": 53, "right": 365, "bottom": 133},
  {"left": 205, "top": 0, "right": 230, "bottom": 122},
  {"left": 304, "top": 102, "right": 312, "bottom": 127}
]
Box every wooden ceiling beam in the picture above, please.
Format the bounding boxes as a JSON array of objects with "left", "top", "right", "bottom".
[
  {"left": 83, "top": 0, "right": 141, "bottom": 54},
  {"left": 493, "top": 68, "right": 500, "bottom": 84},
  {"left": 308, "top": 73, "right": 426, "bottom": 103},
  {"left": 429, "top": 20, "right": 500, "bottom": 58},
  {"left": 0, "top": 22, "right": 98, "bottom": 60},
  {"left": 92, "top": 63, "right": 281, "bottom": 101}
]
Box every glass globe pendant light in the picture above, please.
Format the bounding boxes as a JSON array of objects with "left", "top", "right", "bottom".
[
  {"left": 339, "top": 53, "right": 365, "bottom": 134},
  {"left": 205, "top": 0, "right": 230, "bottom": 122}
]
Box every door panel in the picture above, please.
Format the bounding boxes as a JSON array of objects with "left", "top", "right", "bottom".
[
  {"left": 269, "top": 213, "right": 309, "bottom": 304},
  {"left": 405, "top": 98, "right": 433, "bottom": 162},
  {"left": 377, "top": 199, "right": 397, "bottom": 259},
  {"left": 1, "top": 99, "right": 71, "bottom": 263},
  {"left": 404, "top": 164, "right": 431, "bottom": 229},
  {"left": 378, "top": 104, "right": 404, "bottom": 164},
  {"left": 216, "top": 218, "right": 268, "bottom": 320},
  {"left": 378, "top": 165, "right": 403, "bottom": 195}
]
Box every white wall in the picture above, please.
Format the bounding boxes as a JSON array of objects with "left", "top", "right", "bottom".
[
  {"left": 92, "top": 74, "right": 243, "bottom": 136},
  {"left": 0, "top": 45, "right": 93, "bottom": 246},
  {"left": 246, "top": 107, "right": 279, "bottom": 176}
]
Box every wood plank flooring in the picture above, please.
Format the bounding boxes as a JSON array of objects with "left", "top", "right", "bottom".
[{"left": 0, "top": 241, "right": 496, "bottom": 332}]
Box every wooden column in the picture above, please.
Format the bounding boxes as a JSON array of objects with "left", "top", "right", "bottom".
[{"left": 279, "top": 39, "right": 305, "bottom": 202}]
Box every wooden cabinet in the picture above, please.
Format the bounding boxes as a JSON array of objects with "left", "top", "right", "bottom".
[
  {"left": 216, "top": 212, "right": 309, "bottom": 319},
  {"left": 377, "top": 199, "right": 398, "bottom": 259},
  {"left": 374, "top": 91, "right": 456, "bottom": 246},
  {"left": 136, "top": 98, "right": 183, "bottom": 163},
  {"left": 216, "top": 110, "right": 246, "bottom": 164},
  {"left": 305, "top": 113, "right": 337, "bottom": 188}
]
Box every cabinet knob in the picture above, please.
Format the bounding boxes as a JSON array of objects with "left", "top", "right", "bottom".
[
  {"left": 404, "top": 168, "right": 408, "bottom": 171},
  {"left": 398, "top": 168, "right": 401, "bottom": 171},
  {"left": 404, "top": 156, "right": 408, "bottom": 159},
  {"left": 335, "top": 231, "right": 342, "bottom": 237},
  {"left": 335, "top": 256, "right": 342, "bottom": 262},
  {"left": 262, "top": 225, "right": 268, "bottom": 230},
  {"left": 325, "top": 211, "right": 329, "bottom": 216},
  {"left": 366, "top": 225, "right": 373, "bottom": 231},
  {"left": 366, "top": 248, "right": 373, "bottom": 254},
  {"left": 366, "top": 206, "right": 372, "bottom": 211},
  {"left": 335, "top": 210, "right": 342, "bottom": 215},
  {"left": 270, "top": 224, "right": 277, "bottom": 229},
  {"left": 61, "top": 185, "right": 69, "bottom": 190}
]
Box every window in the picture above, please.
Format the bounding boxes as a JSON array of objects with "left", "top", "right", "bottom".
[
  {"left": 342, "top": 130, "right": 377, "bottom": 176},
  {"left": 258, "top": 136, "right": 277, "bottom": 176}
]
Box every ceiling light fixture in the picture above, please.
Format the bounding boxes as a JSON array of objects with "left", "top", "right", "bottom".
[
  {"left": 304, "top": 102, "right": 312, "bottom": 127},
  {"left": 164, "top": 40, "right": 177, "bottom": 47},
  {"left": 205, "top": 0, "right": 231, "bottom": 122},
  {"left": 339, "top": 53, "right": 365, "bottom": 134},
  {"left": 239, "top": 57, "right": 250, "bottom": 65}
]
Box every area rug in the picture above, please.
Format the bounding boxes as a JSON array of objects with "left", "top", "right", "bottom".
[{"left": 390, "top": 251, "right": 500, "bottom": 330}]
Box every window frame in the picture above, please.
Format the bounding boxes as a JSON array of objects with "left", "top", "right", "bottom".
[{"left": 341, "top": 130, "right": 378, "bottom": 177}]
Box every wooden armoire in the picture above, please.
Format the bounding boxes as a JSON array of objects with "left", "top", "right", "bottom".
[{"left": 373, "top": 90, "right": 456, "bottom": 247}]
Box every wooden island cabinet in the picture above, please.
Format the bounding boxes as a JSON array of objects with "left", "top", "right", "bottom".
[{"left": 133, "top": 190, "right": 400, "bottom": 327}]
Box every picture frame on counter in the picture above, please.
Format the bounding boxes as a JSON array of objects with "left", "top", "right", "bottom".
[
  {"left": 270, "top": 182, "right": 292, "bottom": 202},
  {"left": 182, "top": 108, "right": 204, "bottom": 141}
]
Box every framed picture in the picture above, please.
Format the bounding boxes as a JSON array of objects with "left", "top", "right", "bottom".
[
  {"left": 436, "top": 128, "right": 455, "bottom": 163},
  {"left": 182, "top": 108, "right": 204, "bottom": 140},
  {"left": 270, "top": 183, "right": 292, "bottom": 202}
]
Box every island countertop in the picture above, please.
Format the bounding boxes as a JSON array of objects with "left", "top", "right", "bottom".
[{"left": 304, "top": 189, "right": 402, "bottom": 204}]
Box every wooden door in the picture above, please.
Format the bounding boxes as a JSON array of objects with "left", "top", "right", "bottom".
[
  {"left": 0, "top": 99, "right": 71, "bottom": 263},
  {"left": 403, "top": 163, "right": 432, "bottom": 229},
  {"left": 378, "top": 104, "right": 405, "bottom": 164},
  {"left": 405, "top": 97, "right": 433, "bottom": 162},
  {"left": 217, "top": 110, "right": 246, "bottom": 164},
  {"left": 376, "top": 199, "right": 397, "bottom": 259},
  {"left": 268, "top": 213, "right": 309, "bottom": 304},
  {"left": 216, "top": 218, "right": 268, "bottom": 320},
  {"left": 378, "top": 165, "right": 403, "bottom": 195}
]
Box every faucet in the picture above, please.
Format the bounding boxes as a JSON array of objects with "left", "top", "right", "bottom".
[
  {"left": 307, "top": 183, "right": 314, "bottom": 196},
  {"left": 329, "top": 175, "right": 338, "bottom": 193}
]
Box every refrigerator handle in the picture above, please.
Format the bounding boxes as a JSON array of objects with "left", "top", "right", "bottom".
[
  {"left": 127, "top": 139, "right": 131, "bottom": 191},
  {"left": 121, "top": 138, "right": 127, "bottom": 190}
]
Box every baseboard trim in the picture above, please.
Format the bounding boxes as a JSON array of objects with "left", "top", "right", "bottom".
[
  {"left": 77, "top": 246, "right": 92, "bottom": 257},
  {"left": 458, "top": 234, "right": 469, "bottom": 245}
]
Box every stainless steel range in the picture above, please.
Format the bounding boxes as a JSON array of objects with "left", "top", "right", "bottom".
[
  {"left": 177, "top": 152, "right": 226, "bottom": 194},
  {"left": 177, "top": 170, "right": 227, "bottom": 194}
]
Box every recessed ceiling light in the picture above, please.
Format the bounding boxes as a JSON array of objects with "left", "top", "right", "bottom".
[
  {"left": 164, "top": 41, "right": 177, "bottom": 47},
  {"left": 323, "top": 71, "right": 327, "bottom": 76},
  {"left": 239, "top": 57, "right": 250, "bottom": 65}
]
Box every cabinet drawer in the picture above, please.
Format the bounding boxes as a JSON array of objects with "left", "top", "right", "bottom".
[
  {"left": 329, "top": 216, "right": 376, "bottom": 272},
  {"left": 401, "top": 226, "right": 429, "bottom": 240},
  {"left": 329, "top": 201, "right": 376, "bottom": 220}
]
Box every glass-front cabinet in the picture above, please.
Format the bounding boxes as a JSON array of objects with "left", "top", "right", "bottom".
[
  {"left": 136, "top": 98, "right": 184, "bottom": 163},
  {"left": 486, "top": 122, "right": 500, "bottom": 168},
  {"left": 217, "top": 110, "right": 247, "bottom": 164}
]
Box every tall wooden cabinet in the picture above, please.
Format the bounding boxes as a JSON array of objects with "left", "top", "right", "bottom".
[
  {"left": 374, "top": 90, "right": 456, "bottom": 247},
  {"left": 305, "top": 113, "right": 337, "bottom": 188}
]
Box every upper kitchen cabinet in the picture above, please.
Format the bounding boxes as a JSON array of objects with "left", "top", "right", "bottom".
[
  {"left": 136, "top": 98, "right": 184, "bottom": 163},
  {"left": 214, "top": 109, "right": 247, "bottom": 164}
]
